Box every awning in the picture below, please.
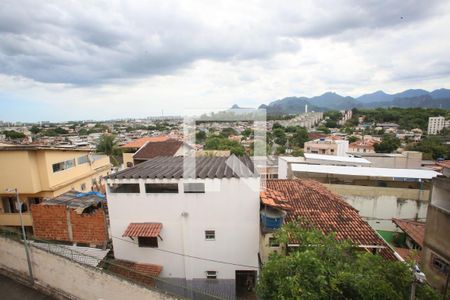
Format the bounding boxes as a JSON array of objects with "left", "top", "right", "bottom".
[{"left": 122, "top": 223, "right": 162, "bottom": 237}]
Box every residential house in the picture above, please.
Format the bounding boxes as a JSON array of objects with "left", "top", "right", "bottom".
[
  {"left": 348, "top": 140, "right": 377, "bottom": 153},
  {"left": 106, "top": 156, "right": 260, "bottom": 299},
  {"left": 132, "top": 139, "right": 192, "bottom": 165},
  {"left": 391, "top": 218, "right": 425, "bottom": 262},
  {"left": 0, "top": 145, "right": 111, "bottom": 231},
  {"left": 304, "top": 138, "right": 349, "bottom": 156},
  {"left": 259, "top": 179, "right": 398, "bottom": 263},
  {"left": 31, "top": 190, "right": 108, "bottom": 247},
  {"left": 120, "top": 136, "right": 170, "bottom": 168}
]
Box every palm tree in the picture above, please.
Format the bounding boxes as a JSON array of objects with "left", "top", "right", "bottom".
[{"left": 96, "top": 134, "right": 122, "bottom": 166}]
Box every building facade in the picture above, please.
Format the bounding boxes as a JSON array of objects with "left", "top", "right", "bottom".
[
  {"left": 0, "top": 146, "right": 111, "bottom": 230},
  {"left": 106, "top": 156, "right": 260, "bottom": 299},
  {"left": 427, "top": 116, "right": 446, "bottom": 135},
  {"left": 304, "top": 139, "right": 349, "bottom": 156}
]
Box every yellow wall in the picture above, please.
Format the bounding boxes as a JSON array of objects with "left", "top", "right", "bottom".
[{"left": 0, "top": 151, "right": 42, "bottom": 193}]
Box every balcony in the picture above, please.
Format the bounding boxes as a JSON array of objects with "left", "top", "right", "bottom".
[{"left": 0, "top": 213, "right": 33, "bottom": 227}]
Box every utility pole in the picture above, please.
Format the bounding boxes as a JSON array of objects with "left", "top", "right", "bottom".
[{"left": 7, "top": 188, "right": 34, "bottom": 283}]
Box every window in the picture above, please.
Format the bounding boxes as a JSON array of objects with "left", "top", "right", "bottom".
[
  {"left": 1, "top": 197, "right": 17, "bottom": 213},
  {"left": 52, "top": 159, "right": 76, "bottom": 172},
  {"left": 431, "top": 255, "right": 449, "bottom": 274},
  {"left": 110, "top": 184, "right": 140, "bottom": 193},
  {"left": 205, "top": 230, "right": 215, "bottom": 240},
  {"left": 80, "top": 183, "right": 86, "bottom": 191},
  {"left": 145, "top": 183, "right": 178, "bottom": 193},
  {"left": 77, "top": 155, "right": 89, "bottom": 165},
  {"left": 206, "top": 271, "right": 217, "bottom": 279},
  {"left": 138, "top": 237, "right": 158, "bottom": 248},
  {"left": 28, "top": 197, "right": 42, "bottom": 205},
  {"left": 126, "top": 162, "right": 133, "bottom": 168},
  {"left": 269, "top": 237, "right": 280, "bottom": 247},
  {"left": 184, "top": 183, "right": 205, "bottom": 193}
]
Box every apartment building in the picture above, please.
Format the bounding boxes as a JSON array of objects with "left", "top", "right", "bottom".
[
  {"left": 427, "top": 116, "right": 446, "bottom": 135},
  {"left": 106, "top": 156, "right": 260, "bottom": 299},
  {"left": 304, "top": 138, "right": 349, "bottom": 156},
  {"left": 0, "top": 145, "right": 111, "bottom": 230}
]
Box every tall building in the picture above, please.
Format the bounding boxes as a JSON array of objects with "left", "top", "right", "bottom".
[
  {"left": 427, "top": 116, "right": 446, "bottom": 135},
  {"left": 0, "top": 145, "right": 111, "bottom": 231}
]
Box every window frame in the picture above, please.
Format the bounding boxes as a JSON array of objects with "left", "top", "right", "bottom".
[
  {"left": 431, "top": 254, "right": 449, "bottom": 275},
  {"left": 183, "top": 182, "right": 205, "bottom": 193},
  {"left": 137, "top": 236, "right": 159, "bottom": 248},
  {"left": 109, "top": 183, "right": 140, "bottom": 193},
  {"left": 205, "top": 230, "right": 215, "bottom": 241},
  {"left": 206, "top": 271, "right": 217, "bottom": 279},
  {"left": 145, "top": 183, "right": 179, "bottom": 193}
]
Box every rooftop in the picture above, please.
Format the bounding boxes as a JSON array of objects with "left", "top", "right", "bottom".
[
  {"left": 0, "top": 145, "right": 92, "bottom": 152},
  {"left": 133, "top": 139, "right": 184, "bottom": 160},
  {"left": 108, "top": 155, "right": 257, "bottom": 179},
  {"left": 392, "top": 218, "right": 425, "bottom": 248},
  {"left": 41, "top": 191, "right": 105, "bottom": 214},
  {"left": 121, "top": 136, "right": 170, "bottom": 148},
  {"left": 123, "top": 223, "right": 162, "bottom": 238},
  {"left": 291, "top": 164, "right": 440, "bottom": 180},
  {"left": 304, "top": 153, "right": 371, "bottom": 165},
  {"left": 265, "top": 179, "right": 396, "bottom": 260}
]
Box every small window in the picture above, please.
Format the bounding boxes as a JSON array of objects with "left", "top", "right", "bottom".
[
  {"left": 184, "top": 183, "right": 205, "bottom": 193},
  {"left": 145, "top": 183, "right": 178, "bottom": 193},
  {"left": 205, "top": 230, "right": 215, "bottom": 240},
  {"left": 138, "top": 237, "right": 158, "bottom": 248},
  {"left": 80, "top": 183, "right": 86, "bottom": 191},
  {"left": 126, "top": 162, "right": 133, "bottom": 168},
  {"left": 110, "top": 184, "right": 140, "bottom": 193},
  {"left": 28, "top": 197, "right": 42, "bottom": 205},
  {"left": 431, "top": 255, "right": 449, "bottom": 274},
  {"left": 206, "top": 271, "right": 217, "bottom": 279},
  {"left": 269, "top": 237, "right": 280, "bottom": 247},
  {"left": 77, "top": 155, "right": 89, "bottom": 165},
  {"left": 52, "top": 159, "right": 76, "bottom": 173}
]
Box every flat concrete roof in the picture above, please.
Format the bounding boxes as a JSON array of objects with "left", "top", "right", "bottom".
[
  {"left": 304, "top": 153, "right": 371, "bottom": 165},
  {"left": 291, "top": 164, "right": 441, "bottom": 180}
]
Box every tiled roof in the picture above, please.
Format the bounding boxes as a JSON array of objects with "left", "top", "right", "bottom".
[
  {"left": 394, "top": 247, "right": 421, "bottom": 263},
  {"left": 437, "top": 160, "right": 450, "bottom": 169},
  {"left": 265, "top": 179, "right": 397, "bottom": 260},
  {"left": 392, "top": 218, "right": 425, "bottom": 247},
  {"left": 260, "top": 188, "right": 292, "bottom": 210},
  {"left": 122, "top": 223, "right": 162, "bottom": 237},
  {"left": 108, "top": 155, "right": 257, "bottom": 179},
  {"left": 133, "top": 139, "right": 184, "bottom": 160},
  {"left": 121, "top": 136, "right": 170, "bottom": 148}
]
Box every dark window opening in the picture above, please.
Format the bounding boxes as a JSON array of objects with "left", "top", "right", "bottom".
[
  {"left": 184, "top": 183, "right": 205, "bottom": 193},
  {"left": 269, "top": 237, "right": 279, "bottom": 247},
  {"left": 145, "top": 183, "right": 178, "bottom": 193},
  {"left": 28, "top": 197, "right": 43, "bottom": 205},
  {"left": 205, "top": 230, "right": 215, "bottom": 240},
  {"left": 110, "top": 184, "right": 140, "bottom": 193},
  {"left": 432, "top": 255, "right": 449, "bottom": 274},
  {"left": 206, "top": 271, "right": 217, "bottom": 279},
  {"left": 138, "top": 237, "right": 158, "bottom": 248},
  {"left": 1, "top": 197, "right": 17, "bottom": 213},
  {"left": 126, "top": 162, "right": 133, "bottom": 168}
]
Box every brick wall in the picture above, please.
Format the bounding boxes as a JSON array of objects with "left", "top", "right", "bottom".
[{"left": 31, "top": 204, "right": 107, "bottom": 245}]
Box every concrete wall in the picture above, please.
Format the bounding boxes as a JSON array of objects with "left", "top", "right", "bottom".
[
  {"left": 106, "top": 177, "right": 260, "bottom": 285},
  {"left": 0, "top": 237, "right": 174, "bottom": 300},
  {"left": 325, "top": 184, "right": 429, "bottom": 231}
]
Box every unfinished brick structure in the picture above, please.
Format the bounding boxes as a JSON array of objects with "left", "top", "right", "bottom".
[{"left": 31, "top": 191, "right": 108, "bottom": 247}]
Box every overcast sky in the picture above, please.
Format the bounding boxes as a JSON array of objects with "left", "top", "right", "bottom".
[{"left": 1, "top": 0, "right": 450, "bottom": 122}]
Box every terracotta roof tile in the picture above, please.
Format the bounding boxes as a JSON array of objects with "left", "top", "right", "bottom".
[
  {"left": 394, "top": 247, "right": 421, "bottom": 263},
  {"left": 265, "top": 179, "right": 397, "bottom": 260},
  {"left": 437, "top": 160, "right": 450, "bottom": 169},
  {"left": 121, "top": 136, "right": 170, "bottom": 148},
  {"left": 392, "top": 218, "right": 425, "bottom": 247},
  {"left": 123, "top": 223, "right": 162, "bottom": 237},
  {"left": 260, "top": 188, "right": 292, "bottom": 210},
  {"left": 133, "top": 139, "right": 184, "bottom": 160}
]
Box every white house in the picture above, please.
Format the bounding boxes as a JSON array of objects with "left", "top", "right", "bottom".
[{"left": 106, "top": 156, "right": 260, "bottom": 299}]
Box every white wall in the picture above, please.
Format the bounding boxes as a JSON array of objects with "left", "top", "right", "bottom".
[
  {"left": 106, "top": 177, "right": 260, "bottom": 281},
  {"left": 0, "top": 237, "right": 174, "bottom": 300}
]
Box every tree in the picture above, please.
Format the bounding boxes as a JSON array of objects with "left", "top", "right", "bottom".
[
  {"left": 96, "top": 134, "right": 122, "bottom": 166},
  {"left": 195, "top": 130, "right": 206, "bottom": 143},
  {"left": 220, "top": 127, "right": 238, "bottom": 138},
  {"left": 289, "top": 127, "right": 309, "bottom": 148},
  {"left": 257, "top": 221, "right": 439, "bottom": 300},
  {"left": 204, "top": 136, "right": 245, "bottom": 156},
  {"left": 374, "top": 134, "right": 401, "bottom": 153},
  {"left": 3, "top": 130, "right": 26, "bottom": 139},
  {"left": 348, "top": 136, "right": 359, "bottom": 143},
  {"left": 30, "top": 125, "right": 41, "bottom": 134},
  {"left": 409, "top": 136, "right": 450, "bottom": 160}
]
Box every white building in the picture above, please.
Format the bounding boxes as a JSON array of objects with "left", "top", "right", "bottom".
[
  {"left": 106, "top": 156, "right": 260, "bottom": 299},
  {"left": 304, "top": 138, "right": 349, "bottom": 156},
  {"left": 427, "top": 116, "right": 446, "bottom": 135}
]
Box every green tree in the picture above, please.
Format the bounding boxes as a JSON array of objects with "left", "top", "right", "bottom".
[
  {"left": 195, "top": 130, "right": 207, "bottom": 143},
  {"left": 96, "top": 134, "right": 122, "bottom": 166},
  {"left": 374, "top": 134, "right": 401, "bottom": 153},
  {"left": 220, "top": 127, "right": 238, "bottom": 138},
  {"left": 409, "top": 136, "right": 450, "bottom": 160},
  {"left": 30, "top": 125, "right": 41, "bottom": 134},
  {"left": 289, "top": 127, "right": 309, "bottom": 148},
  {"left": 348, "top": 136, "right": 359, "bottom": 143},
  {"left": 257, "top": 221, "right": 439, "bottom": 300},
  {"left": 3, "top": 130, "right": 26, "bottom": 139}
]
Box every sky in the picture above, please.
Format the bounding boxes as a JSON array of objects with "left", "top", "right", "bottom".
[{"left": 1, "top": 0, "right": 450, "bottom": 122}]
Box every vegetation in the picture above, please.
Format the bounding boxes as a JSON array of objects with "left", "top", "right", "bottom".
[
  {"left": 257, "top": 221, "right": 439, "bottom": 300},
  {"left": 30, "top": 125, "right": 41, "bottom": 134},
  {"left": 42, "top": 127, "right": 69, "bottom": 136},
  {"left": 323, "top": 110, "right": 342, "bottom": 128},
  {"left": 408, "top": 136, "right": 450, "bottom": 160},
  {"left": 204, "top": 136, "right": 245, "bottom": 155},
  {"left": 351, "top": 108, "right": 449, "bottom": 131},
  {"left": 96, "top": 134, "right": 122, "bottom": 166},
  {"left": 374, "top": 134, "right": 401, "bottom": 153},
  {"left": 3, "top": 130, "right": 26, "bottom": 139}
]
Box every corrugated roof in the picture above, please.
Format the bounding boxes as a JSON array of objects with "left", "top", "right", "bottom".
[
  {"left": 133, "top": 139, "right": 184, "bottom": 160},
  {"left": 392, "top": 218, "right": 425, "bottom": 247},
  {"left": 42, "top": 190, "right": 104, "bottom": 214},
  {"left": 123, "top": 223, "right": 162, "bottom": 237},
  {"left": 265, "top": 179, "right": 397, "bottom": 260},
  {"left": 108, "top": 155, "right": 257, "bottom": 179},
  {"left": 291, "top": 164, "right": 440, "bottom": 180}
]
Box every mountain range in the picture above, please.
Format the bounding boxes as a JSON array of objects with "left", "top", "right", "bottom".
[{"left": 248, "top": 88, "right": 450, "bottom": 114}]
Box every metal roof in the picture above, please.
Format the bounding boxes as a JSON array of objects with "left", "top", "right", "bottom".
[
  {"left": 291, "top": 164, "right": 441, "bottom": 180},
  {"left": 42, "top": 191, "right": 105, "bottom": 214},
  {"left": 108, "top": 155, "right": 257, "bottom": 179},
  {"left": 304, "top": 153, "right": 371, "bottom": 165}
]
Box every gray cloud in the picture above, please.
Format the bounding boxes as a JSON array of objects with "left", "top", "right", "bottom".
[{"left": 0, "top": 0, "right": 446, "bottom": 85}]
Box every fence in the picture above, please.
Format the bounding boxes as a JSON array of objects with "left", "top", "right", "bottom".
[{"left": 0, "top": 227, "right": 226, "bottom": 300}]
